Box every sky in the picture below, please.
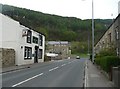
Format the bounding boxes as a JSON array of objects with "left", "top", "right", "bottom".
[{"left": 0, "top": 0, "right": 120, "bottom": 19}]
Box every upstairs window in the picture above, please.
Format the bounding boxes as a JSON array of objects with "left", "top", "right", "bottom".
[
  {"left": 27, "top": 30, "right": 32, "bottom": 43},
  {"left": 117, "top": 31, "right": 119, "bottom": 40},
  {"left": 33, "top": 36, "right": 38, "bottom": 44},
  {"left": 39, "top": 35, "right": 43, "bottom": 46},
  {"left": 108, "top": 33, "right": 111, "bottom": 43}
]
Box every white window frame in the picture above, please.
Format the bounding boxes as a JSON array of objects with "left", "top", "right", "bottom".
[{"left": 24, "top": 47, "right": 32, "bottom": 59}]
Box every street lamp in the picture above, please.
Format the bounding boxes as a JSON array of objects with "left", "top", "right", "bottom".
[{"left": 82, "top": 0, "right": 95, "bottom": 62}]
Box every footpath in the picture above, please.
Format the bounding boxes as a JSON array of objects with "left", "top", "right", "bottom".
[
  {"left": 0, "top": 61, "right": 53, "bottom": 74},
  {"left": 85, "top": 59, "right": 114, "bottom": 87}
]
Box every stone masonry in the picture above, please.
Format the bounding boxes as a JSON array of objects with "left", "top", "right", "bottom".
[{"left": 0, "top": 48, "right": 15, "bottom": 68}]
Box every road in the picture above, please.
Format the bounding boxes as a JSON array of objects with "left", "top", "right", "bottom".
[{"left": 2, "top": 58, "right": 86, "bottom": 87}]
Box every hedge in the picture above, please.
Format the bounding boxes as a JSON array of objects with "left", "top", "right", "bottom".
[{"left": 95, "top": 56, "right": 120, "bottom": 73}]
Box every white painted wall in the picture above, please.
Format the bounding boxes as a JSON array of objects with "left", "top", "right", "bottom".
[
  {"left": 1, "top": 14, "right": 20, "bottom": 65},
  {"left": 0, "top": 14, "right": 2, "bottom": 48},
  {"left": 118, "top": 1, "right": 120, "bottom": 15}
]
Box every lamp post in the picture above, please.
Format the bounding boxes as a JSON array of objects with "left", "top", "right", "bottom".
[
  {"left": 92, "top": 0, "right": 95, "bottom": 63},
  {"left": 82, "top": 0, "right": 95, "bottom": 62}
]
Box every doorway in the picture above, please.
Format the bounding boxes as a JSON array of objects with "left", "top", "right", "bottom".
[{"left": 34, "top": 46, "right": 39, "bottom": 63}]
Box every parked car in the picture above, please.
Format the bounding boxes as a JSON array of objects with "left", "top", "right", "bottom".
[{"left": 76, "top": 56, "right": 80, "bottom": 59}]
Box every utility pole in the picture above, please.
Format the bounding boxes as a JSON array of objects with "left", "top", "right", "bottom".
[{"left": 92, "top": 0, "right": 95, "bottom": 63}]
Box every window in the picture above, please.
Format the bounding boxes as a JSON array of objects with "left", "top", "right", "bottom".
[
  {"left": 116, "top": 48, "right": 119, "bottom": 56},
  {"left": 108, "top": 33, "right": 111, "bottom": 43},
  {"left": 33, "top": 36, "right": 38, "bottom": 44},
  {"left": 39, "top": 35, "right": 43, "bottom": 46},
  {"left": 38, "top": 49, "right": 42, "bottom": 59},
  {"left": 24, "top": 47, "right": 32, "bottom": 59},
  {"left": 27, "top": 30, "right": 32, "bottom": 43},
  {"left": 117, "top": 31, "right": 119, "bottom": 40}
]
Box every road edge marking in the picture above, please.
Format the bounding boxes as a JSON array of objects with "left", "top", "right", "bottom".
[{"left": 84, "top": 60, "right": 89, "bottom": 88}]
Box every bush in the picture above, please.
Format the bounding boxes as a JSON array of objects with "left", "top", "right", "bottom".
[{"left": 95, "top": 56, "right": 120, "bottom": 73}]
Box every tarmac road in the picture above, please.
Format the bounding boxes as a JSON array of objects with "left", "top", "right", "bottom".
[{"left": 2, "top": 58, "right": 86, "bottom": 87}]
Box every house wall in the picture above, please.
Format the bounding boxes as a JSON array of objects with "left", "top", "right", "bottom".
[
  {"left": 1, "top": 14, "right": 20, "bottom": 65},
  {"left": 46, "top": 42, "right": 69, "bottom": 59},
  {"left": 95, "top": 14, "right": 120, "bottom": 58},
  {"left": 0, "top": 13, "right": 2, "bottom": 48}
]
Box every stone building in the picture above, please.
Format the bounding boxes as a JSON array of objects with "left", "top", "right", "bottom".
[
  {"left": 46, "top": 41, "right": 71, "bottom": 59},
  {"left": 95, "top": 14, "right": 120, "bottom": 58}
]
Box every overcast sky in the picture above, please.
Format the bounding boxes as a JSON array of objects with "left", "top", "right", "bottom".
[{"left": 0, "top": 0, "right": 120, "bottom": 19}]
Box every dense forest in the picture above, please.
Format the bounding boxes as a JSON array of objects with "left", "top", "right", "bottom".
[{"left": 0, "top": 4, "right": 112, "bottom": 54}]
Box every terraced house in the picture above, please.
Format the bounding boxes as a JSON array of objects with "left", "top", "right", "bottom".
[
  {"left": 95, "top": 14, "right": 120, "bottom": 58},
  {"left": 0, "top": 13, "right": 45, "bottom": 66}
]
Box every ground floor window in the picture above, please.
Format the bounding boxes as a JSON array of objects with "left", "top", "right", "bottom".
[
  {"left": 38, "top": 49, "right": 42, "bottom": 59},
  {"left": 116, "top": 48, "right": 119, "bottom": 56},
  {"left": 24, "top": 46, "right": 32, "bottom": 59}
]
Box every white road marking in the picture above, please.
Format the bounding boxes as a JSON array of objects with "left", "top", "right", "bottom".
[
  {"left": 12, "top": 73, "right": 44, "bottom": 87},
  {"left": 85, "top": 60, "right": 89, "bottom": 88},
  {"left": 61, "top": 64, "right": 66, "bottom": 67},
  {"left": 49, "top": 67, "right": 59, "bottom": 72}
]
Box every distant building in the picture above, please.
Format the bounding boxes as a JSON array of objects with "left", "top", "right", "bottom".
[
  {"left": 95, "top": 14, "right": 120, "bottom": 58},
  {"left": 0, "top": 14, "right": 45, "bottom": 65},
  {"left": 46, "top": 41, "right": 71, "bottom": 59}
]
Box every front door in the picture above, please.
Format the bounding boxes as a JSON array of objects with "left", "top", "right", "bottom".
[{"left": 34, "top": 46, "right": 38, "bottom": 63}]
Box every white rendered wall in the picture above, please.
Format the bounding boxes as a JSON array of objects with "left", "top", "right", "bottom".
[
  {"left": 118, "top": 1, "right": 120, "bottom": 15},
  {"left": 1, "top": 14, "right": 20, "bottom": 65}
]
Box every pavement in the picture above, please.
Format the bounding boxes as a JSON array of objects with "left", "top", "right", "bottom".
[
  {"left": 85, "top": 59, "right": 114, "bottom": 87},
  {"left": 1, "top": 60, "right": 57, "bottom": 74}
]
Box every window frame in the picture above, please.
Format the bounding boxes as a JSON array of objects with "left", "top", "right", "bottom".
[
  {"left": 24, "top": 46, "right": 32, "bottom": 59},
  {"left": 39, "top": 35, "right": 43, "bottom": 46},
  {"left": 33, "top": 36, "right": 38, "bottom": 44},
  {"left": 27, "top": 30, "right": 32, "bottom": 44}
]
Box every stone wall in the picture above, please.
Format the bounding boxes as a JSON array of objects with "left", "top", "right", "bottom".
[{"left": 0, "top": 48, "right": 15, "bottom": 68}]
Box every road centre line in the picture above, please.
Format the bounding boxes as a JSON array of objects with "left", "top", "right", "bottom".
[
  {"left": 49, "top": 67, "right": 59, "bottom": 72},
  {"left": 61, "top": 64, "right": 66, "bottom": 66},
  {"left": 11, "top": 60, "right": 75, "bottom": 87},
  {"left": 12, "top": 73, "right": 44, "bottom": 87}
]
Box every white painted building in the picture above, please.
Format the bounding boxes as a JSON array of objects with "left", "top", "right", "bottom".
[
  {"left": 0, "top": 13, "right": 45, "bottom": 65},
  {"left": 118, "top": 1, "right": 120, "bottom": 15}
]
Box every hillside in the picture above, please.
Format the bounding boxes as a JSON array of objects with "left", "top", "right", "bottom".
[{"left": 1, "top": 4, "right": 112, "bottom": 54}]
